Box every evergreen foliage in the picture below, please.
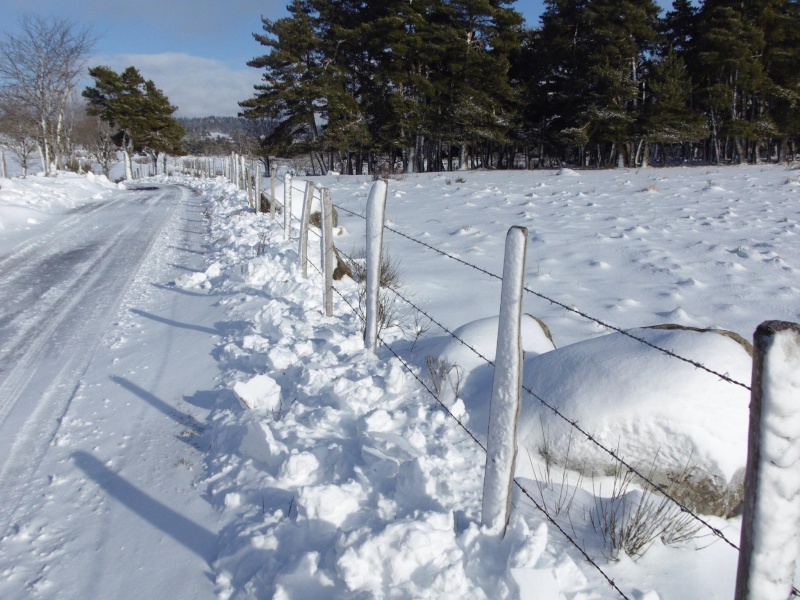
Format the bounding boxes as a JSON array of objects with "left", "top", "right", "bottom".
[
  {"left": 83, "top": 65, "right": 185, "bottom": 170},
  {"left": 240, "top": 0, "right": 800, "bottom": 170}
]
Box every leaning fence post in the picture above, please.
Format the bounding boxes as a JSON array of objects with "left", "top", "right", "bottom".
[
  {"left": 283, "top": 173, "right": 293, "bottom": 241},
  {"left": 481, "top": 225, "right": 528, "bottom": 537},
  {"left": 364, "top": 179, "right": 388, "bottom": 352},
  {"left": 298, "top": 181, "right": 315, "bottom": 278},
  {"left": 735, "top": 321, "right": 800, "bottom": 600},
  {"left": 320, "top": 188, "right": 335, "bottom": 316}
]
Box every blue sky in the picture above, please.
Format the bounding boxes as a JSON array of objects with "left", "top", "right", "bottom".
[{"left": 2, "top": 1, "right": 672, "bottom": 117}]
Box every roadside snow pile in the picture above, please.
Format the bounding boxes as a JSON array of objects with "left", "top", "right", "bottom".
[
  {"left": 0, "top": 171, "right": 118, "bottom": 254},
  {"left": 165, "top": 176, "right": 590, "bottom": 599}
]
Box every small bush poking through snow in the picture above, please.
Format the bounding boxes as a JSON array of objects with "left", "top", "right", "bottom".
[{"left": 590, "top": 455, "right": 703, "bottom": 560}]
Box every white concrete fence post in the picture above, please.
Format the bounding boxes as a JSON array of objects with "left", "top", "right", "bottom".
[
  {"left": 270, "top": 165, "right": 277, "bottom": 220},
  {"left": 364, "top": 180, "right": 388, "bottom": 353},
  {"left": 481, "top": 225, "right": 529, "bottom": 537},
  {"left": 255, "top": 163, "right": 262, "bottom": 213},
  {"left": 298, "top": 180, "right": 315, "bottom": 279},
  {"left": 735, "top": 321, "right": 800, "bottom": 600},
  {"left": 321, "top": 188, "right": 335, "bottom": 317},
  {"left": 283, "top": 173, "right": 293, "bottom": 241}
]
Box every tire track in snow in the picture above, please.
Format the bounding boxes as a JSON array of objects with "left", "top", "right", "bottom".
[{"left": 0, "top": 186, "right": 182, "bottom": 537}]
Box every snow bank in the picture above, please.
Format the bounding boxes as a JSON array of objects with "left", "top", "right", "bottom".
[
  {"left": 0, "top": 171, "right": 117, "bottom": 254},
  {"left": 165, "top": 175, "right": 568, "bottom": 599}
]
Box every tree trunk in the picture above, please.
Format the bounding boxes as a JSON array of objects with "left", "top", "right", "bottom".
[{"left": 406, "top": 143, "right": 415, "bottom": 174}]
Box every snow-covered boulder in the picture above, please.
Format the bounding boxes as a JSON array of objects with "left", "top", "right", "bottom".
[
  {"left": 519, "top": 326, "right": 752, "bottom": 516},
  {"left": 437, "top": 314, "right": 556, "bottom": 373}
]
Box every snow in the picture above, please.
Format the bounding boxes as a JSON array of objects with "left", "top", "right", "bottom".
[
  {"left": 518, "top": 327, "right": 752, "bottom": 483},
  {"left": 1, "top": 162, "right": 799, "bottom": 598}
]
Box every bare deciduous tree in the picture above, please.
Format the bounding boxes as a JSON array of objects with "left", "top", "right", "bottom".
[
  {"left": 0, "top": 95, "right": 39, "bottom": 177},
  {"left": 0, "top": 15, "right": 95, "bottom": 175},
  {"left": 72, "top": 110, "right": 118, "bottom": 177}
]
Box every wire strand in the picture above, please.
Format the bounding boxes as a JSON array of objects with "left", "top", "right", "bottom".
[{"left": 333, "top": 203, "right": 750, "bottom": 392}]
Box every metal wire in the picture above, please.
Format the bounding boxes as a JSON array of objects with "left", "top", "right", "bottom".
[
  {"left": 267, "top": 176, "right": 797, "bottom": 597},
  {"left": 333, "top": 203, "right": 751, "bottom": 392},
  {"left": 380, "top": 281, "right": 740, "bottom": 550}
]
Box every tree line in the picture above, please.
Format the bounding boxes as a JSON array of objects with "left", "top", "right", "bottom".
[
  {"left": 0, "top": 14, "right": 185, "bottom": 179},
  {"left": 240, "top": 0, "right": 800, "bottom": 173}
]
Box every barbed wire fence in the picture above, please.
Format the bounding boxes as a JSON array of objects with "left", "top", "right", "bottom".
[
  {"left": 286, "top": 175, "right": 758, "bottom": 555},
  {"left": 190, "top": 164, "right": 799, "bottom": 600}
]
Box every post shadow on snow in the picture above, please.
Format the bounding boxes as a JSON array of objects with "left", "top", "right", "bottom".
[
  {"left": 150, "top": 282, "right": 217, "bottom": 299},
  {"left": 182, "top": 389, "right": 220, "bottom": 411},
  {"left": 129, "top": 308, "right": 218, "bottom": 336},
  {"left": 168, "top": 263, "right": 203, "bottom": 273},
  {"left": 70, "top": 450, "right": 217, "bottom": 562},
  {"left": 168, "top": 244, "right": 205, "bottom": 256},
  {"left": 110, "top": 375, "right": 206, "bottom": 445}
]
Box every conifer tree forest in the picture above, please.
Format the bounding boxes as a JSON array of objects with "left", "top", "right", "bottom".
[{"left": 240, "top": 0, "right": 800, "bottom": 173}]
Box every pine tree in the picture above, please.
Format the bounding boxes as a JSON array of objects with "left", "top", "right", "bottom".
[
  {"left": 691, "top": 0, "right": 767, "bottom": 162},
  {"left": 83, "top": 66, "right": 185, "bottom": 177},
  {"left": 659, "top": 0, "right": 697, "bottom": 57},
  {"left": 759, "top": 0, "right": 800, "bottom": 161},
  {"left": 240, "top": 0, "right": 327, "bottom": 172},
  {"left": 642, "top": 51, "right": 707, "bottom": 163}
]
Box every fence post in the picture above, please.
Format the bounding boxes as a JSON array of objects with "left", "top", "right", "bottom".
[
  {"left": 255, "top": 163, "right": 262, "bottom": 213},
  {"left": 298, "top": 181, "right": 315, "bottom": 278},
  {"left": 270, "top": 165, "right": 277, "bottom": 220},
  {"left": 320, "top": 188, "right": 335, "bottom": 317},
  {"left": 284, "top": 173, "right": 293, "bottom": 240},
  {"left": 481, "top": 225, "right": 528, "bottom": 537},
  {"left": 364, "top": 180, "right": 388, "bottom": 352},
  {"left": 246, "top": 162, "right": 253, "bottom": 209},
  {"left": 735, "top": 321, "right": 800, "bottom": 600}
]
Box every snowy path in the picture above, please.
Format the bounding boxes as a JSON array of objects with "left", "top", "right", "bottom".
[{"left": 0, "top": 184, "right": 224, "bottom": 598}]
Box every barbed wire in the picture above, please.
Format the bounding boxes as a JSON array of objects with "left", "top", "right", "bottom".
[
  {"left": 251, "top": 176, "right": 800, "bottom": 599},
  {"left": 280, "top": 184, "right": 746, "bottom": 548},
  {"left": 333, "top": 203, "right": 751, "bottom": 392},
  {"left": 266, "top": 201, "right": 632, "bottom": 599},
  {"left": 379, "top": 279, "right": 741, "bottom": 551},
  {"left": 319, "top": 255, "right": 633, "bottom": 600},
  {"left": 265, "top": 176, "right": 800, "bottom": 593}
]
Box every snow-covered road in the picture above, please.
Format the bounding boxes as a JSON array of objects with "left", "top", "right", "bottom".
[{"left": 0, "top": 184, "right": 224, "bottom": 598}]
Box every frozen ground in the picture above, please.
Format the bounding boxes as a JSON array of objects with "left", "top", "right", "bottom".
[{"left": 0, "top": 162, "right": 798, "bottom": 599}]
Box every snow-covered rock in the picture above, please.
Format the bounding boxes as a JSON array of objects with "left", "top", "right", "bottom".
[{"left": 519, "top": 326, "right": 752, "bottom": 516}]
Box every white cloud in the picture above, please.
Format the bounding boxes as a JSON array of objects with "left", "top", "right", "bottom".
[{"left": 89, "top": 52, "right": 263, "bottom": 118}]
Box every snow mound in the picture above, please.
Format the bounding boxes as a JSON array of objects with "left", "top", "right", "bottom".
[
  {"left": 518, "top": 327, "right": 751, "bottom": 492},
  {"left": 232, "top": 373, "right": 282, "bottom": 412},
  {"left": 437, "top": 314, "right": 556, "bottom": 373}
]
